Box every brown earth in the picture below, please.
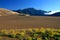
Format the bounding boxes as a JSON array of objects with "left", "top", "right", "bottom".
[
  {"left": 0, "top": 16, "right": 60, "bottom": 30},
  {"left": 0, "top": 16, "right": 60, "bottom": 40}
]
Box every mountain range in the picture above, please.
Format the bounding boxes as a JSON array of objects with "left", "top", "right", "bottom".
[
  {"left": 0, "top": 8, "right": 60, "bottom": 16},
  {"left": 13, "top": 8, "right": 47, "bottom": 16},
  {"left": 13, "top": 8, "right": 60, "bottom": 16}
]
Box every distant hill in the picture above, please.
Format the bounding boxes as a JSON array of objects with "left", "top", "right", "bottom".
[{"left": 0, "top": 8, "right": 19, "bottom": 16}]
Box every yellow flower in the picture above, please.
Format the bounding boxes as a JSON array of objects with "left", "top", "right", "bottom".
[
  {"left": 28, "top": 28, "right": 33, "bottom": 32},
  {"left": 40, "top": 27, "right": 46, "bottom": 33},
  {"left": 33, "top": 28, "right": 39, "bottom": 32},
  {"left": 46, "top": 28, "right": 51, "bottom": 31},
  {"left": 1, "top": 29, "right": 9, "bottom": 34},
  {"left": 27, "top": 36, "right": 32, "bottom": 40},
  {"left": 20, "top": 32, "right": 25, "bottom": 36},
  {"left": 9, "top": 29, "right": 16, "bottom": 35},
  {"left": 37, "top": 37, "right": 42, "bottom": 40},
  {"left": 57, "top": 29, "right": 60, "bottom": 33}
]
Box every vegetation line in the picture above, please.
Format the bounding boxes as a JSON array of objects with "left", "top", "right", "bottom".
[{"left": 0, "top": 27, "right": 60, "bottom": 40}]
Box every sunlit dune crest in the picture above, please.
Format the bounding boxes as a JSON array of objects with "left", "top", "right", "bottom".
[{"left": 0, "top": 8, "right": 20, "bottom": 16}]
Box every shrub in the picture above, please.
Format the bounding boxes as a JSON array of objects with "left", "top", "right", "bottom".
[
  {"left": 0, "top": 28, "right": 59, "bottom": 40},
  {"left": 8, "top": 34, "right": 16, "bottom": 38},
  {"left": 37, "top": 37, "right": 42, "bottom": 40}
]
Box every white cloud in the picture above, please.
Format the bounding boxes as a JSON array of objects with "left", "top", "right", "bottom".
[{"left": 44, "top": 10, "right": 60, "bottom": 15}]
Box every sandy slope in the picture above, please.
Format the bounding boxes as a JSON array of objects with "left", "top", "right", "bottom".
[{"left": 0, "top": 8, "right": 19, "bottom": 16}]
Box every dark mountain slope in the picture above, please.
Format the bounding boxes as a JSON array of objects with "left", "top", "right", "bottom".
[
  {"left": 13, "top": 8, "right": 47, "bottom": 16},
  {"left": 12, "top": 8, "right": 60, "bottom": 16},
  {"left": 51, "top": 12, "right": 60, "bottom": 16}
]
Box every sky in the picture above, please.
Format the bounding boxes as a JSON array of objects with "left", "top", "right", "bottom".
[{"left": 0, "top": 0, "right": 60, "bottom": 11}]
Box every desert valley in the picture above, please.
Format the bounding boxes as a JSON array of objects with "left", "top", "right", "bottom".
[{"left": 0, "top": 8, "right": 60, "bottom": 40}]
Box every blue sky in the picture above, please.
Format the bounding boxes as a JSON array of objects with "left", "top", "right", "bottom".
[{"left": 0, "top": 0, "right": 60, "bottom": 11}]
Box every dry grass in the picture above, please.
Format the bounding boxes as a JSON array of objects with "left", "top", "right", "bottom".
[{"left": 0, "top": 16, "right": 60, "bottom": 29}]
